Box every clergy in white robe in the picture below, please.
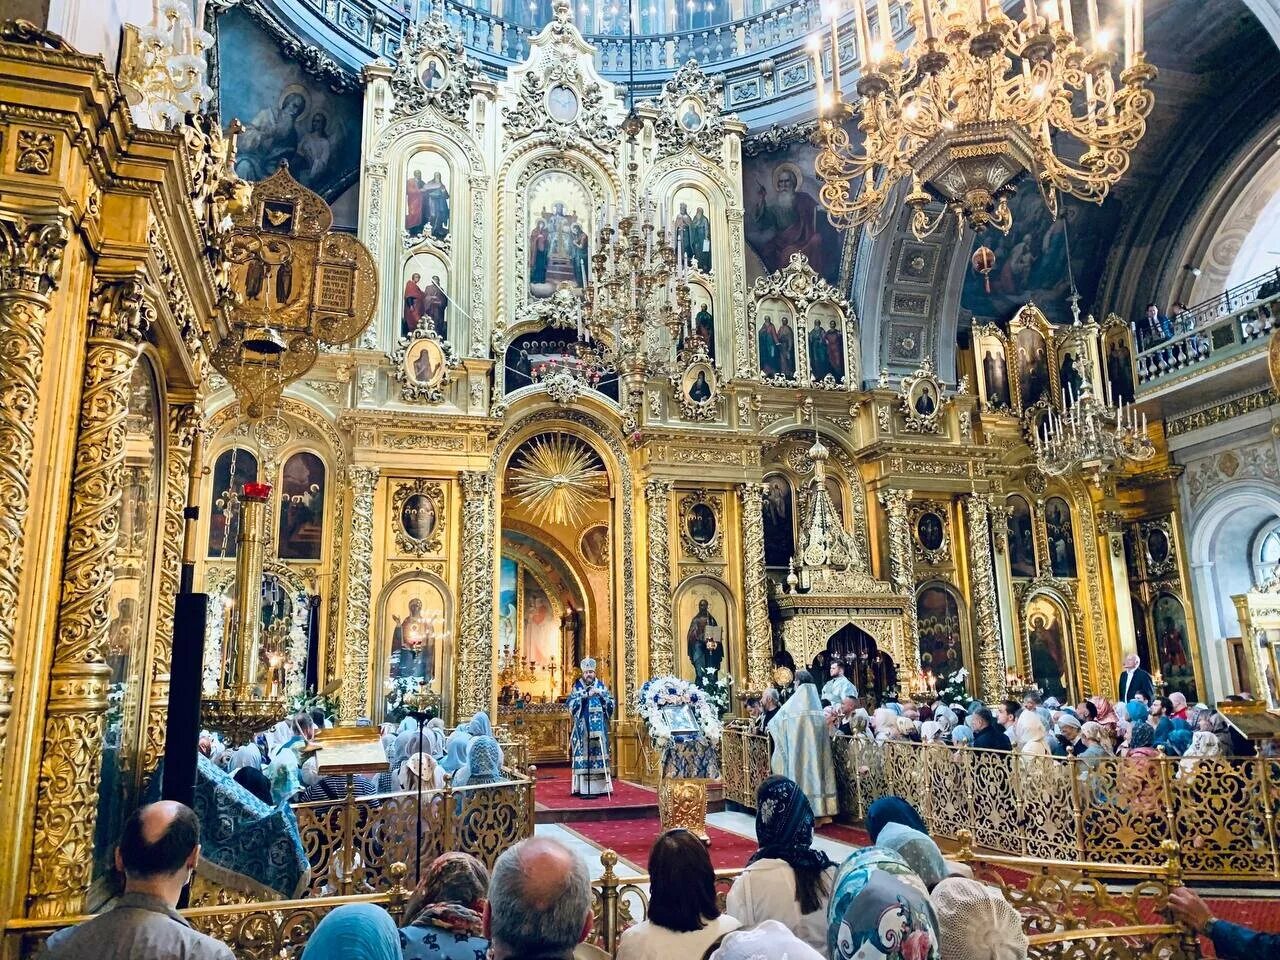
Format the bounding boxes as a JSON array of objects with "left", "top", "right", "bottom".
[
  {"left": 820, "top": 660, "right": 856, "bottom": 705},
  {"left": 769, "top": 671, "right": 838, "bottom": 817}
]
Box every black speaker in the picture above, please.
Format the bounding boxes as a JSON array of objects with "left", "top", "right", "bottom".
[{"left": 161, "top": 591, "right": 208, "bottom": 808}]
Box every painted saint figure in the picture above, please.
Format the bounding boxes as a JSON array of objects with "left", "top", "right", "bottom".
[
  {"left": 824, "top": 318, "right": 845, "bottom": 382},
  {"left": 403, "top": 272, "right": 425, "bottom": 337},
  {"left": 421, "top": 275, "right": 449, "bottom": 338},
  {"left": 777, "top": 316, "right": 796, "bottom": 378},
  {"left": 568, "top": 658, "right": 614, "bottom": 797},
  {"left": 392, "top": 597, "right": 435, "bottom": 682},
  {"left": 528, "top": 219, "right": 550, "bottom": 286},
  {"left": 686, "top": 598, "right": 719, "bottom": 679},
  {"left": 694, "top": 302, "right": 715, "bottom": 359},
  {"left": 758, "top": 315, "right": 780, "bottom": 377},
  {"left": 689, "top": 206, "right": 712, "bottom": 272},
  {"left": 808, "top": 317, "right": 828, "bottom": 381},
  {"left": 689, "top": 370, "right": 712, "bottom": 402}
]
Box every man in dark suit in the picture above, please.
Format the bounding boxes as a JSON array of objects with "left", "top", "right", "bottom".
[
  {"left": 969, "top": 707, "right": 1011, "bottom": 751},
  {"left": 1117, "top": 652, "right": 1155, "bottom": 703}
]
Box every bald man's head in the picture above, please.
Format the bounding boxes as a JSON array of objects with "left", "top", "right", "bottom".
[
  {"left": 486, "top": 836, "right": 591, "bottom": 957},
  {"left": 117, "top": 801, "right": 200, "bottom": 879}
]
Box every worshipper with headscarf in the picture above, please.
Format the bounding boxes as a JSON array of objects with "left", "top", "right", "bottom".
[
  {"left": 1179, "top": 729, "right": 1223, "bottom": 778},
  {"left": 1201, "top": 710, "right": 1239, "bottom": 756},
  {"left": 1118, "top": 721, "right": 1162, "bottom": 815},
  {"left": 920, "top": 720, "right": 943, "bottom": 744},
  {"left": 875, "top": 823, "right": 949, "bottom": 890},
  {"left": 951, "top": 724, "right": 974, "bottom": 746},
  {"left": 398, "top": 752, "right": 444, "bottom": 792},
  {"left": 770, "top": 670, "right": 837, "bottom": 816},
  {"left": 930, "top": 876, "right": 1028, "bottom": 960},
  {"left": 725, "top": 776, "right": 837, "bottom": 955},
  {"left": 1077, "top": 721, "right": 1112, "bottom": 771},
  {"left": 1089, "top": 695, "right": 1120, "bottom": 732},
  {"left": 439, "top": 734, "right": 471, "bottom": 778},
  {"left": 400, "top": 852, "right": 490, "bottom": 960},
  {"left": 424, "top": 718, "right": 447, "bottom": 758},
  {"left": 866, "top": 795, "right": 928, "bottom": 842},
  {"left": 453, "top": 736, "right": 504, "bottom": 789},
  {"left": 1056, "top": 710, "right": 1085, "bottom": 756},
  {"left": 1166, "top": 724, "right": 1194, "bottom": 757},
  {"left": 707, "top": 920, "right": 823, "bottom": 960},
  {"left": 568, "top": 657, "right": 614, "bottom": 797},
  {"left": 826, "top": 847, "right": 940, "bottom": 960},
  {"left": 300, "top": 902, "right": 401, "bottom": 960}
]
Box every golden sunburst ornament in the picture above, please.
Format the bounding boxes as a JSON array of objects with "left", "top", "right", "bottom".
[{"left": 507, "top": 435, "right": 607, "bottom": 528}]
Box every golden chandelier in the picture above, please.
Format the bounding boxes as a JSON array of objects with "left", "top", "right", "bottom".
[{"left": 811, "top": 0, "right": 1156, "bottom": 238}]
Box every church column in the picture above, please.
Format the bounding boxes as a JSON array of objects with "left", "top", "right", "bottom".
[
  {"left": 0, "top": 212, "right": 69, "bottom": 795},
  {"left": 140, "top": 404, "right": 200, "bottom": 781},
  {"left": 879, "top": 488, "right": 918, "bottom": 670},
  {"left": 458, "top": 471, "right": 496, "bottom": 718},
  {"left": 341, "top": 465, "right": 379, "bottom": 722},
  {"left": 645, "top": 479, "right": 674, "bottom": 677},
  {"left": 28, "top": 273, "right": 149, "bottom": 918},
  {"left": 965, "top": 493, "right": 1007, "bottom": 701},
  {"left": 739, "top": 482, "right": 772, "bottom": 691}
]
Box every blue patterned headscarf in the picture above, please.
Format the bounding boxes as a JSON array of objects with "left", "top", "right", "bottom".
[
  {"left": 750, "top": 776, "right": 835, "bottom": 873},
  {"left": 1167, "top": 727, "right": 1193, "bottom": 755},
  {"left": 876, "top": 823, "right": 948, "bottom": 890},
  {"left": 301, "top": 903, "right": 400, "bottom": 960},
  {"left": 441, "top": 731, "right": 471, "bottom": 774},
  {"left": 466, "top": 711, "right": 494, "bottom": 737},
  {"left": 951, "top": 725, "right": 974, "bottom": 746},
  {"left": 828, "top": 848, "right": 937, "bottom": 960},
  {"left": 1127, "top": 700, "right": 1150, "bottom": 724},
  {"left": 456, "top": 735, "right": 504, "bottom": 788},
  {"left": 866, "top": 796, "right": 928, "bottom": 842}
]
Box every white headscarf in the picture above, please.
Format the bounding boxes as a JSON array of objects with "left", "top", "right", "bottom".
[
  {"left": 229, "top": 744, "right": 262, "bottom": 772},
  {"left": 708, "top": 920, "right": 824, "bottom": 960},
  {"left": 920, "top": 720, "right": 943, "bottom": 743},
  {"left": 931, "top": 877, "right": 1028, "bottom": 960},
  {"left": 1015, "top": 711, "right": 1051, "bottom": 756}
]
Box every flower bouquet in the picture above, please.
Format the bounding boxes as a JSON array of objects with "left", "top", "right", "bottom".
[{"left": 635, "top": 675, "right": 723, "bottom": 751}]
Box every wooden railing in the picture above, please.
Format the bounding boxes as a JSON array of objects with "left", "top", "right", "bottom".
[{"left": 720, "top": 726, "right": 1280, "bottom": 880}]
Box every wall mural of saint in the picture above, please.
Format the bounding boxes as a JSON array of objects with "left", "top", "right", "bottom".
[
  {"left": 402, "top": 252, "right": 450, "bottom": 340},
  {"left": 1007, "top": 494, "right": 1036, "bottom": 578},
  {"left": 977, "top": 333, "right": 1011, "bottom": 408},
  {"left": 763, "top": 473, "right": 795, "bottom": 567},
  {"left": 1045, "top": 496, "right": 1078, "bottom": 578},
  {"left": 809, "top": 305, "right": 846, "bottom": 383},
  {"left": 1153, "top": 593, "right": 1198, "bottom": 701},
  {"left": 1105, "top": 329, "right": 1136, "bottom": 403},
  {"left": 385, "top": 578, "right": 446, "bottom": 692},
  {"left": 691, "top": 297, "right": 716, "bottom": 360},
  {"left": 1025, "top": 595, "right": 1070, "bottom": 700},
  {"left": 743, "top": 149, "right": 844, "bottom": 285},
  {"left": 527, "top": 172, "right": 592, "bottom": 299},
  {"left": 278, "top": 452, "right": 325, "bottom": 561},
  {"left": 208, "top": 447, "right": 259, "bottom": 558},
  {"left": 405, "top": 151, "right": 451, "bottom": 241},
  {"left": 677, "top": 582, "right": 729, "bottom": 705},
  {"left": 917, "top": 585, "right": 964, "bottom": 683},
  {"left": 757, "top": 304, "right": 798, "bottom": 379}
]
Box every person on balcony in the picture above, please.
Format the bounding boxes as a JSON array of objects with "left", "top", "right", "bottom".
[
  {"left": 768, "top": 670, "right": 838, "bottom": 817},
  {"left": 400, "top": 852, "right": 491, "bottom": 960},
  {"left": 726, "top": 776, "right": 837, "bottom": 956},
  {"left": 1168, "top": 886, "right": 1280, "bottom": 957},
  {"left": 615, "top": 829, "right": 740, "bottom": 960}
]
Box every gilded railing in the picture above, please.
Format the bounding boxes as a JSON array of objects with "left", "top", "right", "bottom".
[
  {"left": 3, "top": 865, "right": 411, "bottom": 960},
  {"left": 719, "top": 728, "right": 1280, "bottom": 880},
  {"left": 293, "top": 767, "right": 536, "bottom": 895}
]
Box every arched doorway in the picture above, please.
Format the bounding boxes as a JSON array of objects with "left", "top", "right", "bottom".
[{"left": 823, "top": 624, "right": 897, "bottom": 706}]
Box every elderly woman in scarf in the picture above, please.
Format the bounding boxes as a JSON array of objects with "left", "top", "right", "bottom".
[
  {"left": 1088, "top": 695, "right": 1120, "bottom": 732},
  {"left": 920, "top": 720, "right": 943, "bottom": 745},
  {"left": 725, "top": 776, "right": 838, "bottom": 956},
  {"left": 876, "top": 823, "right": 950, "bottom": 891},
  {"left": 301, "top": 903, "right": 400, "bottom": 960},
  {"left": 866, "top": 795, "right": 928, "bottom": 842},
  {"left": 466, "top": 711, "right": 494, "bottom": 738},
  {"left": 1015, "top": 711, "right": 1053, "bottom": 759},
  {"left": 951, "top": 724, "right": 974, "bottom": 747},
  {"left": 423, "top": 718, "right": 447, "bottom": 759},
  {"left": 827, "top": 847, "right": 940, "bottom": 960},
  {"left": 1201, "top": 711, "right": 1236, "bottom": 756},
  {"left": 453, "top": 735, "right": 504, "bottom": 789},
  {"left": 439, "top": 733, "right": 471, "bottom": 778},
  {"left": 398, "top": 751, "right": 444, "bottom": 792},
  {"left": 400, "top": 852, "right": 490, "bottom": 960},
  {"left": 872, "top": 707, "right": 898, "bottom": 743},
  {"left": 1179, "top": 729, "right": 1223, "bottom": 779},
  {"left": 1169, "top": 691, "right": 1190, "bottom": 720},
  {"left": 931, "top": 876, "right": 1028, "bottom": 960}
]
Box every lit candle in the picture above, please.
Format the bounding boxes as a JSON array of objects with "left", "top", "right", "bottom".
[
  {"left": 1086, "top": 0, "right": 1099, "bottom": 36},
  {"left": 809, "top": 35, "right": 825, "bottom": 109},
  {"left": 1123, "top": 0, "right": 1134, "bottom": 67},
  {"left": 877, "top": 0, "right": 892, "bottom": 47},
  {"left": 1133, "top": 0, "right": 1143, "bottom": 55},
  {"left": 1060, "top": 0, "right": 1073, "bottom": 32},
  {"left": 854, "top": 0, "right": 872, "bottom": 67}
]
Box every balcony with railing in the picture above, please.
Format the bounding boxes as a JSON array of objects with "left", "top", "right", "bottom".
[{"left": 1134, "top": 267, "right": 1280, "bottom": 411}]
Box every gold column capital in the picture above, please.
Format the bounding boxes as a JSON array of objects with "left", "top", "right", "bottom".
[
  {"left": 738, "top": 480, "right": 772, "bottom": 691},
  {"left": 0, "top": 211, "right": 70, "bottom": 300}
]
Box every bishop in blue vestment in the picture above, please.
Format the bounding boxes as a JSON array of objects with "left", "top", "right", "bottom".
[{"left": 568, "top": 657, "right": 614, "bottom": 797}]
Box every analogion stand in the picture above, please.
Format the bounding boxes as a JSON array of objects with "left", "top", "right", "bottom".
[{"left": 312, "top": 726, "right": 389, "bottom": 894}]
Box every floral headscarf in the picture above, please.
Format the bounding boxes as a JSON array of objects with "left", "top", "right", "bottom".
[
  {"left": 1128, "top": 722, "right": 1155, "bottom": 750},
  {"left": 751, "top": 776, "right": 835, "bottom": 875},
  {"left": 406, "top": 852, "right": 489, "bottom": 938},
  {"left": 876, "top": 823, "right": 949, "bottom": 890},
  {"left": 1089, "top": 696, "right": 1119, "bottom": 729},
  {"left": 828, "top": 848, "right": 938, "bottom": 960}
]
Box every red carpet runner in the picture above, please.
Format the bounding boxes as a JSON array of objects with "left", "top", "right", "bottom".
[
  {"left": 534, "top": 764, "right": 658, "bottom": 811},
  {"left": 565, "top": 817, "right": 759, "bottom": 871}
]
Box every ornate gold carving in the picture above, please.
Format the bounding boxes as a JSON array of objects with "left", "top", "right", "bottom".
[
  {"left": 389, "top": 12, "right": 481, "bottom": 124},
  {"left": 879, "top": 488, "right": 919, "bottom": 661},
  {"left": 670, "top": 348, "right": 722, "bottom": 423},
  {"left": 15, "top": 128, "right": 55, "bottom": 174},
  {"left": 739, "top": 483, "right": 772, "bottom": 690},
  {"left": 964, "top": 494, "right": 1007, "bottom": 700},
  {"left": 30, "top": 276, "right": 149, "bottom": 917},
  {"left": 658, "top": 778, "right": 709, "bottom": 840},
  {"left": 646, "top": 480, "right": 674, "bottom": 676},
  {"left": 907, "top": 499, "right": 951, "bottom": 565},
  {"left": 897, "top": 356, "right": 949, "bottom": 433},
  {"left": 387, "top": 326, "right": 458, "bottom": 403},
  {"left": 457, "top": 471, "right": 495, "bottom": 718},
  {"left": 748, "top": 253, "right": 857, "bottom": 388},
  {"left": 341, "top": 466, "right": 379, "bottom": 721},
  {"left": 391, "top": 478, "right": 446, "bottom": 555},
  {"left": 677, "top": 489, "right": 724, "bottom": 562},
  {"left": 650, "top": 60, "right": 730, "bottom": 160}
]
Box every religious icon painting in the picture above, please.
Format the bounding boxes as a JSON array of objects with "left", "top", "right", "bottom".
[
  {"left": 526, "top": 171, "right": 593, "bottom": 299},
  {"left": 546, "top": 84, "right": 580, "bottom": 123},
  {"left": 807, "top": 303, "right": 847, "bottom": 385},
  {"left": 404, "top": 338, "right": 446, "bottom": 389},
  {"left": 677, "top": 360, "right": 718, "bottom": 420},
  {"left": 260, "top": 198, "right": 296, "bottom": 234},
  {"left": 679, "top": 491, "right": 723, "bottom": 560},
  {"left": 677, "top": 96, "right": 705, "bottom": 132},
  {"left": 1006, "top": 494, "right": 1036, "bottom": 578},
  {"left": 687, "top": 504, "right": 717, "bottom": 544},
  {"left": 207, "top": 447, "right": 259, "bottom": 558},
  {"left": 1044, "top": 496, "right": 1078, "bottom": 578},
  {"left": 579, "top": 524, "right": 609, "bottom": 569},
  {"left": 1153, "top": 592, "right": 1197, "bottom": 702},
  {"left": 672, "top": 186, "right": 713, "bottom": 273},
  {"left": 401, "top": 252, "right": 450, "bottom": 340},
  {"left": 1014, "top": 325, "right": 1052, "bottom": 410},
  {"left": 383, "top": 576, "right": 448, "bottom": 695},
  {"left": 757, "top": 297, "right": 798, "bottom": 381},
  {"left": 393, "top": 479, "right": 445, "bottom": 555},
  {"left": 277, "top": 451, "right": 326, "bottom": 561},
  {"left": 916, "top": 584, "right": 965, "bottom": 684},
  {"left": 1146, "top": 526, "right": 1171, "bottom": 566},
  {"left": 974, "top": 326, "right": 1012, "bottom": 411},
  {"left": 910, "top": 501, "right": 949, "bottom": 564},
  {"left": 1057, "top": 345, "right": 1086, "bottom": 408},
  {"left": 1024, "top": 594, "right": 1071, "bottom": 701},
  {"left": 1102, "top": 321, "right": 1137, "bottom": 404},
  {"left": 418, "top": 55, "right": 447, "bottom": 90},
  {"left": 687, "top": 283, "right": 716, "bottom": 360},
  {"left": 762, "top": 473, "right": 795, "bottom": 567},
  {"left": 675, "top": 577, "right": 731, "bottom": 690},
  {"left": 404, "top": 150, "right": 451, "bottom": 242}
]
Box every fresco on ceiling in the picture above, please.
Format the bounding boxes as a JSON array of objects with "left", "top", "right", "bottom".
[
  {"left": 961, "top": 188, "right": 1121, "bottom": 329},
  {"left": 742, "top": 134, "right": 847, "bottom": 288},
  {"left": 216, "top": 7, "right": 362, "bottom": 224}
]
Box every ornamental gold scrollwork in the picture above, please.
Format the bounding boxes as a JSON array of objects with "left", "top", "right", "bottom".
[
  {"left": 457, "top": 471, "right": 496, "bottom": 718},
  {"left": 897, "top": 356, "right": 949, "bottom": 433},
  {"left": 650, "top": 60, "right": 730, "bottom": 160},
  {"left": 341, "top": 465, "right": 379, "bottom": 722},
  {"left": 879, "top": 488, "right": 919, "bottom": 656},
  {"left": 645, "top": 479, "right": 675, "bottom": 677},
  {"left": 391, "top": 478, "right": 446, "bottom": 555},
  {"left": 964, "top": 494, "right": 1007, "bottom": 701},
  {"left": 0, "top": 209, "right": 70, "bottom": 790},
  {"left": 389, "top": 12, "right": 481, "bottom": 124},
  {"left": 677, "top": 489, "right": 724, "bottom": 562},
  {"left": 29, "top": 273, "right": 150, "bottom": 918},
  {"left": 739, "top": 483, "right": 772, "bottom": 690}
]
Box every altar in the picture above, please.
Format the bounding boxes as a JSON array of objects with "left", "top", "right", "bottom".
[{"left": 499, "top": 702, "right": 573, "bottom": 764}]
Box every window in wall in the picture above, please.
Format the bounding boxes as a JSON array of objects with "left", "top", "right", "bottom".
[{"left": 1252, "top": 519, "right": 1280, "bottom": 587}]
